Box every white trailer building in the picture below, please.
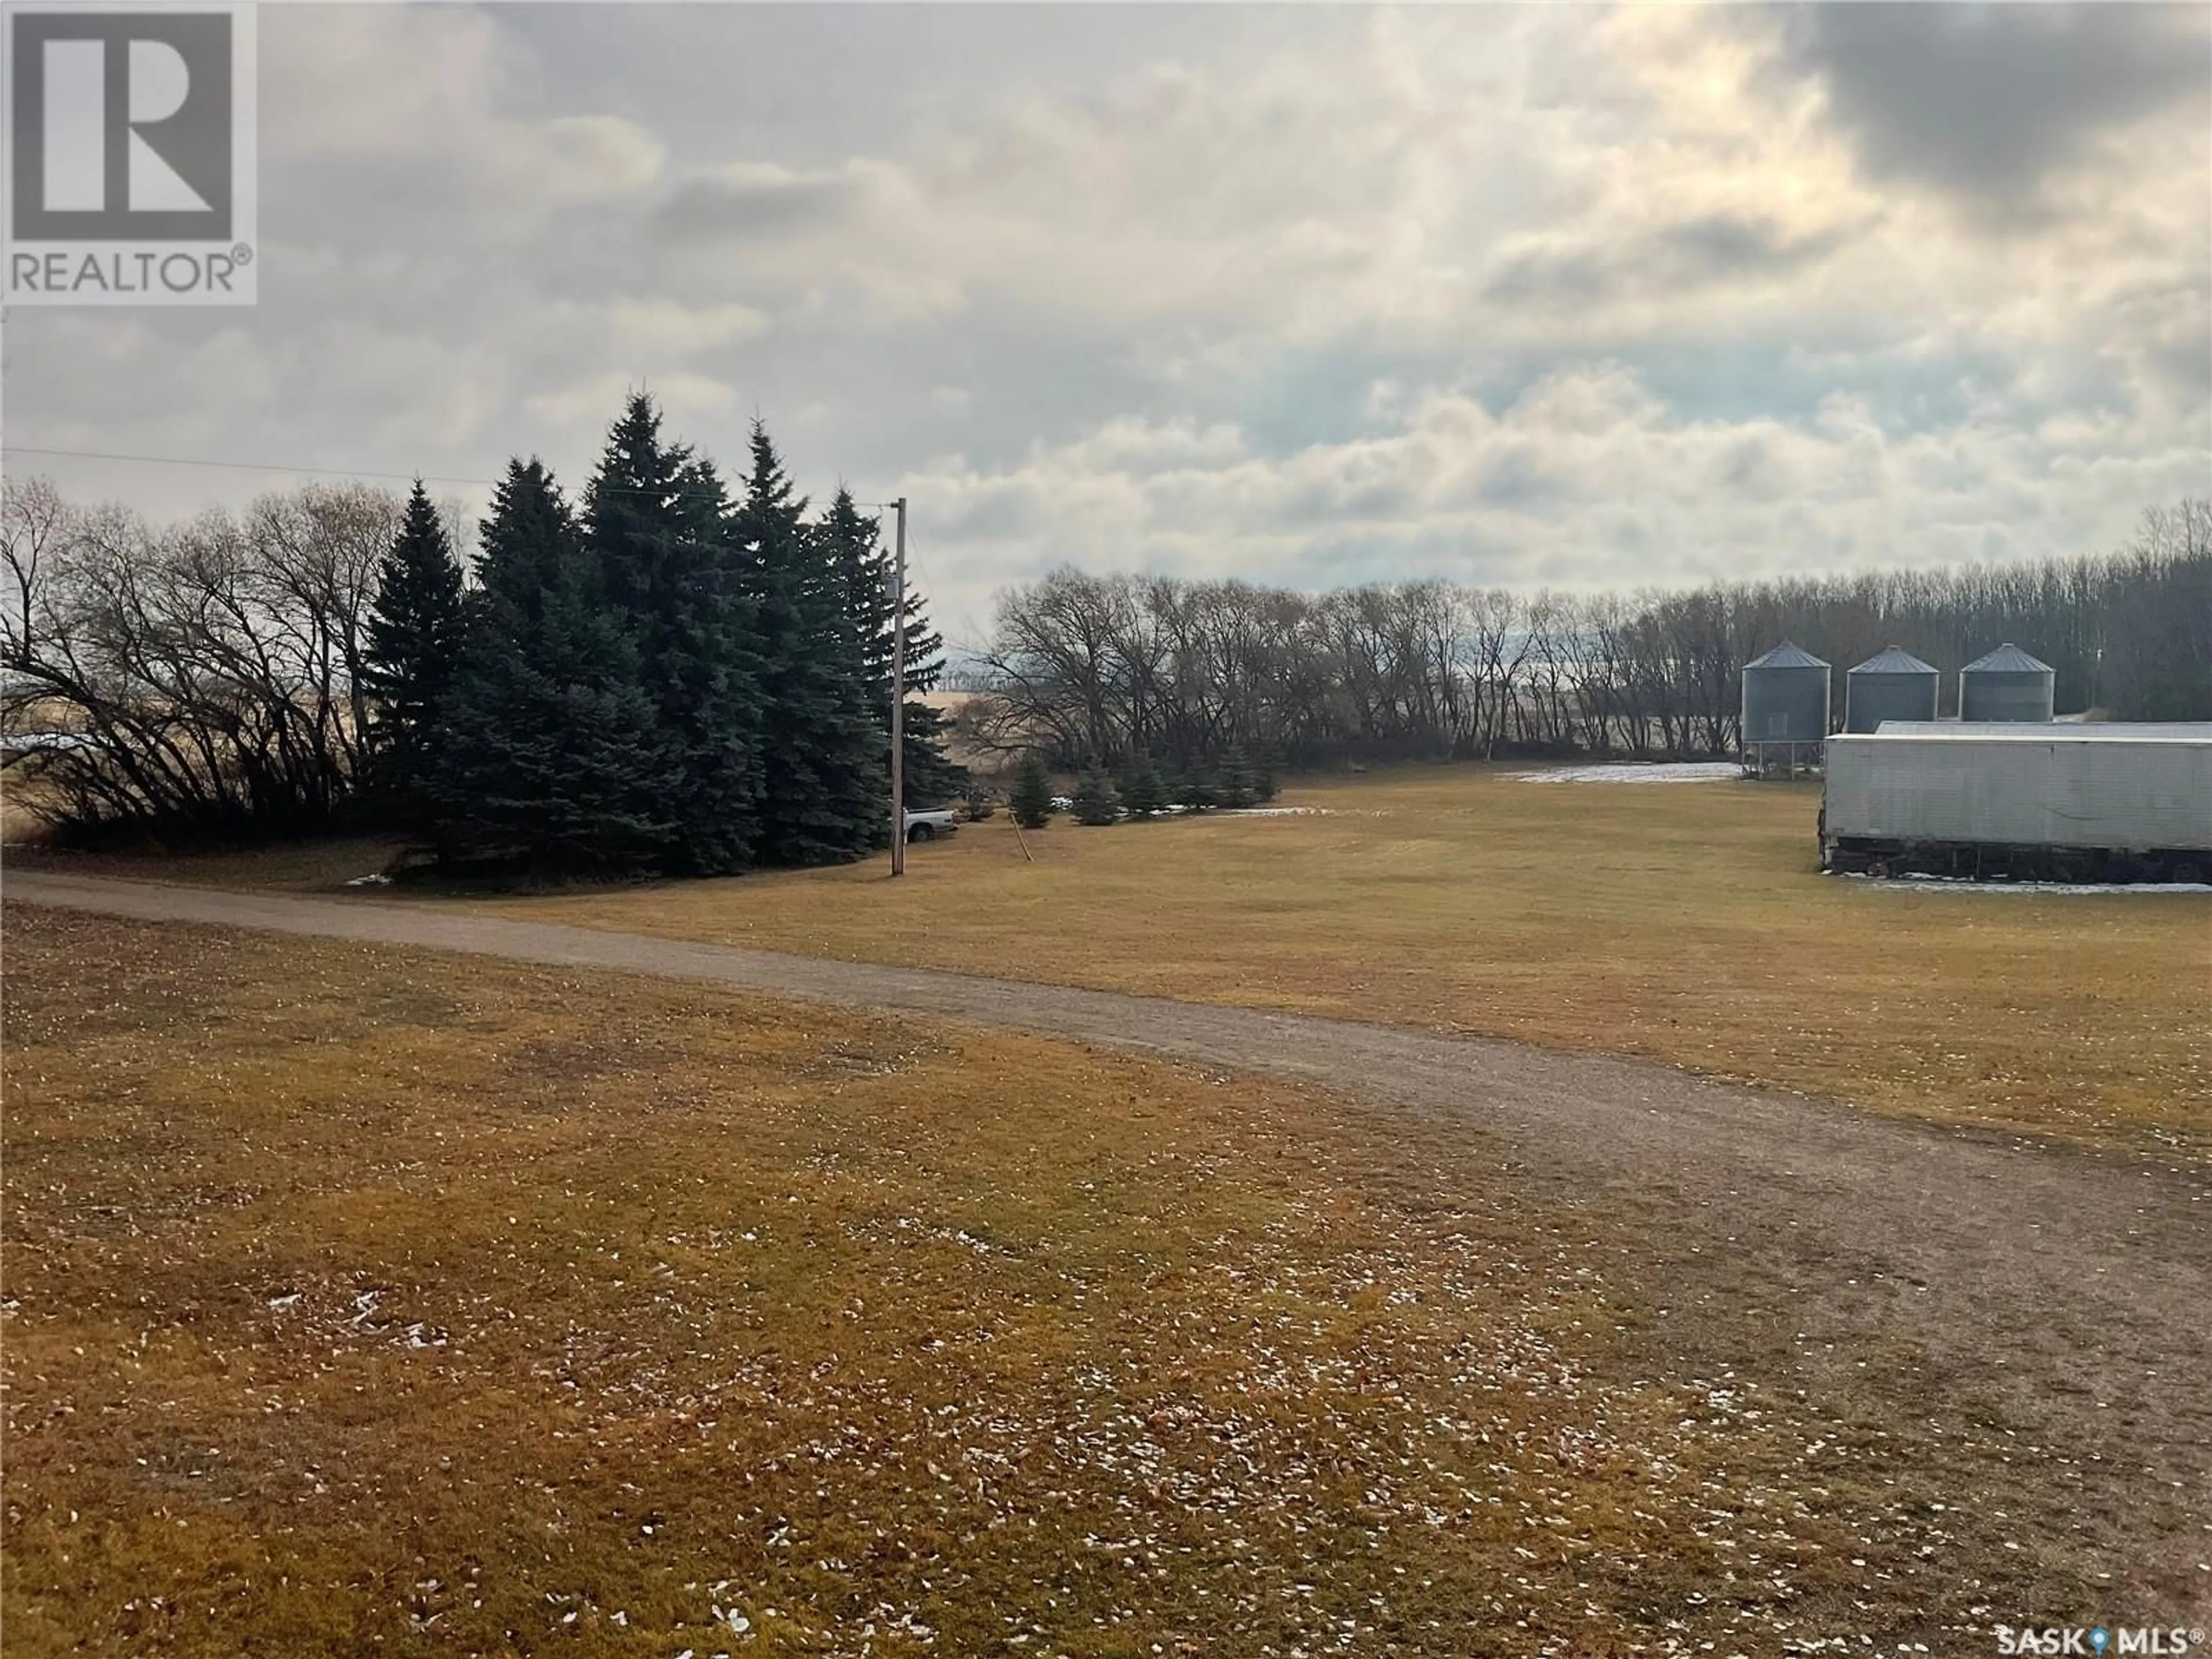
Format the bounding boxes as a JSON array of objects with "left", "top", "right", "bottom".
[{"left": 1821, "top": 725, "right": 2212, "bottom": 882}]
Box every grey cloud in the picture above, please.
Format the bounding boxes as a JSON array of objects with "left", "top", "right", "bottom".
[
  {"left": 1471, "top": 444, "right": 1565, "bottom": 511},
  {"left": 2, "top": 2, "right": 2200, "bottom": 633},
  {"left": 1484, "top": 213, "right": 1853, "bottom": 309},
  {"left": 1775, "top": 3, "right": 2210, "bottom": 215},
  {"left": 654, "top": 168, "right": 859, "bottom": 243},
  {"left": 1652, "top": 214, "right": 1853, "bottom": 280}
]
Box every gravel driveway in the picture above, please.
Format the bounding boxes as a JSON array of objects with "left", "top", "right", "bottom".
[{"left": 10, "top": 869, "right": 2209, "bottom": 1613}]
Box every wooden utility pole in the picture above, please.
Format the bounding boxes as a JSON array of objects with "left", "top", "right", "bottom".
[{"left": 889, "top": 496, "right": 908, "bottom": 877}]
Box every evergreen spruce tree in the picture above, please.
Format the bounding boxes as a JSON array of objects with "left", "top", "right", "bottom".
[
  {"left": 1217, "top": 744, "right": 1261, "bottom": 809},
  {"left": 819, "top": 487, "right": 970, "bottom": 807},
  {"left": 1116, "top": 751, "right": 1166, "bottom": 819},
  {"left": 1010, "top": 752, "right": 1056, "bottom": 829},
  {"left": 1071, "top": 769, "right": 1121, "bottom": 825},
  {"left": 430, "top": 459, "right": 676, "bottom": 873},
  {"left": 585, "top": 394, "right": 766, "bottom": 875},
  {"left": 1177, "top": 767, "right": 1219, "bottom": 812},
  {"left": 737, "top": 426, "right": 884, "bottom": 865},
  {"left": 362, "top": 480, "right": 468, "bottom": 824}
]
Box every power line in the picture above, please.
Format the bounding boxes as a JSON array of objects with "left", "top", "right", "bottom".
[
  {"left": 9, "top": 444, "right": 956, "bottom": 608},
  {"left": 7, "top": 443, "right": 498, "bottom": 488},
  {"left": 5, "top": 441, "right": 911, "bottom": 516}
]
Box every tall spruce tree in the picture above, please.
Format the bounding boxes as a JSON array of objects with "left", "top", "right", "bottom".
[
  {"left": 429, "top": 460, "right": 676, "bottom": 873},
  {"left": 736, "top": 426, "right": 884, "bottom": 865},
  {"left": 362, "top": 481, "right": 468, "bottom": 823},
  {"left": 585, "top": 394, "right": 766, "bottom": 875},
  {"left": 818, "top": 486, "right": 969, "bottom": 807}
]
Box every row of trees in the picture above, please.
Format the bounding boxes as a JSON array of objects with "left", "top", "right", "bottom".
[
  {"left": 998, "top": 743, "right": 1278, "bottom": 832},
  {"left": 973, "top": 500, "right": 2211, "bottom": 770},
  {"left": 2, "top": 395, "right": 964, "bottom": 873}
]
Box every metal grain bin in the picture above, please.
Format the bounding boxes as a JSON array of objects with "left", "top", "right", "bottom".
[
  {"left": 1959, "top": 643, "right": 2055, "bottom": 723},
  {"left": 1844, "top": 646, "right": 1940, "bottom": 732},
  {"left": 1741, "top": 641, "right": 1831, "bottom": 746}
]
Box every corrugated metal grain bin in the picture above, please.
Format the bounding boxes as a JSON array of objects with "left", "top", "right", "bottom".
[
  {"left": 1958, "top": 643, "right": 2055, "bottom": 723},
  {"left": 1741, "top": 641, "right": 1831, "bottom": 745},
  {"left": 1844, "top": 646, "right": 1940, "bottom": 732},
  {"left": 1823, "top": 729, "right": 2212, "bottom": 876}
]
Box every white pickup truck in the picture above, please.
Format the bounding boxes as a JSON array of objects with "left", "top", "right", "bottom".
[{"left": 904, "top": 808, "right": 960, "bottom": 843}]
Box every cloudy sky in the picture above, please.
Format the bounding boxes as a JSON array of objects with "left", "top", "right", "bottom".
[{"left": 6, "top": 2, "right": 2208, "bottom": 645}]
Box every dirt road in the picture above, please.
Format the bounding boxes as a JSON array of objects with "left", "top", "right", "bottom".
[{"left": 9, "top": 869, "right": 2210, "bottom": 1610}]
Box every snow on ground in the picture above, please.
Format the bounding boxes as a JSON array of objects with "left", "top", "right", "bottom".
[
  {"left": 0, "top": 731, "right": 92, "bottom": 751},
  {"left": 1830, "top": 872, "right": 2212, "bottom": 896},
  {"left": 1513, "top": 762, "right": 1742, "bottom": 785}
]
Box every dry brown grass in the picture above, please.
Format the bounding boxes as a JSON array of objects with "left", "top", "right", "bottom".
[
  {"left": 17, "top": 765, "right": 2205, "bottom": 1152},
  {"left": 456, "top": 768, "right": 2210, "bottom": 1155},
  {"left": 2, "top": 910, "right": 2112, "bottom": 1656}
]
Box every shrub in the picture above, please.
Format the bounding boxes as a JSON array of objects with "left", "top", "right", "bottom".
[{"left": 963, "top": 783, "right": 997, "bottom": 821}]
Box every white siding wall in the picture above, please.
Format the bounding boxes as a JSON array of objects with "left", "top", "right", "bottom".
[{"left": 1824, "top": 736, "right": 2212, "bottom": 851}]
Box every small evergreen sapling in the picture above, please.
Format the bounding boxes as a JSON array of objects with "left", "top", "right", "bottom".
[
  {"left": 1252, "top": 747, "right": 1279, "bottom": 802},
  {"left": 1117, "top": 751, "right": 1166, "bottom": 819},
  {"left": 1217, "top": 744, "right": 1262, "bottom": 810},
  {"left": 1177, "top": 769, "right": 1219, "bottom": 812},
  {"left": 1010, "top": 753, "right": 1056, "bottom": 829},
  {"left": 1071, "top": 770, "right": 1121, "bottom": 825}
]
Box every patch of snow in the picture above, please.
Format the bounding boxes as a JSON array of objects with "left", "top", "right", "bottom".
[
  {"left": 1513, "top": 762, "right": 1742, "bottom": 785},
  {"left": 1, "top": 730, "right": 93, "bottom": 751},
  {"left": 1830, "top": 872, "right": 2212, "bottom": 896},
  {"left": 1218, "top": 805, "right": 1335, "bottom": 817},
  {"left": 345, "top": 872, "right": 392, "bottom": 887}
]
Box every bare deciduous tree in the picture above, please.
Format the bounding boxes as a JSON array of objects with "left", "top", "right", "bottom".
[
  {"left": 3, "top": 476, "right": 401, "bottom": 838},
  {"left": 980, "top": 505, "right": 2210, "bottom": 770}
]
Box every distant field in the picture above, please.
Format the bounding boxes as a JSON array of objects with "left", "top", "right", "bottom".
[
  {"left": 16, "top": 765, "right": 2206, "bottom": 1153},
  {"left": 0, "top": 910, "right": 2120, "bottom": 1654}
]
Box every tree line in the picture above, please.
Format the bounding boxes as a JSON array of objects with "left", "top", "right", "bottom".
[
  {"left": 973, "top": 499, "right": 2211, "bottom": 771},
  {"left": 2, "top": 394, "right": 964, "bottom": 874}
]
